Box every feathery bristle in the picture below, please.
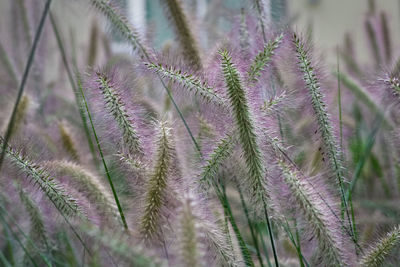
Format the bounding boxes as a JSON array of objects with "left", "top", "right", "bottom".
[
  {"left": 278, "top": 160, "right": 354, "bottom": 266},
  {"left": 58, "top": 121, "right": 80, "bottom": 162},
  {"left": 145, "top": 62, "right": 225, "bottom": 106},
  {"left": 360, "top": 225, "right": 400, "bottom": 267},
  {"left": 293, "top": 33, "right": 349, "bottom": 221},
  {"left": 140, "top": 121, "right": 174, "bottom": 240},
  {"left": 1, "top": 139, "right": 81, "bottom": 218},
  {"left": 248, "top": 33, "right": 283, "bottom": 83},
  {"left": 220, "top": 49, "right": 266, "bottom": 203},
  {"left": 96, "top": 72, "right": 143, "bottom": 155},
  {"left": 162, "top": 0, "right": 202, "bottom": 69}
]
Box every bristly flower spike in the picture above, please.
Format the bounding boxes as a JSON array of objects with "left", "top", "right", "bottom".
[
  {"left": 248, "top": 33, "right": 283, "bottom": 83},
  {"left": 0, "top": 138, "right": 81, "bottom": 218},
  {"left": 162, "top": 0, "right": 202, "bottom": 70},
  {"left": 360, "top": 225, "right": 400, "bottom": 267},
  {"left": 96, "top": 72, "right": 143, "bottom": 155},
  {"left": 278, "top": 160, "right": 355, "bottom": 266},
  {"left": 145, "top": 62, "right": 225, "bottom": 106},
  {"left": 293, "top": 33, "right": 353, "bottom": 234},
  {"left": 219, "top": 49, "right": 279, "bottom": 266},
  {"left": 140, "top": 120, "right": 174, "bottom": 240}
]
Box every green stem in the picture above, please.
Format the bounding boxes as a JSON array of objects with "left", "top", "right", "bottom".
[
  {"left": 0, "top": 0, "right": 52, "bottom": 173},
  {"left": 237, "top": 182, "right": 265, "bottom": 267},
  {"left": 216, "top": 182, "right": 254, "bottom": 267},
  {"left": 262, "top": 196, "right": 279, "bottom": 267},
  {"left": 77, "top": 79, "right": 129, "bottom": 230},
  {"left": 0, "top": 211, "right": 39, "bottom": 267},
  {"left": 49, "top": 12, "right": 97, "bottom": 166}
]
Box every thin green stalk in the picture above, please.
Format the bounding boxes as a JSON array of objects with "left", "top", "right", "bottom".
[
  {"left": 252, "top": 0, "right": 267, "bottom": 43},
  {"left": 258, "top": 224, "right": 273, "bottom": 267},
  {"left": 347, "top": 116, "right": 383, "bottom": 199},
  {"left": 217, "top": 183, "right": 254, "bottom": 267},
  {"left": 0, "top": 211, "right": 39, "bottom": 267},
  {"left": 0, "top": 0, "right": 52, "bottom": 173},
  {"left": 0, "top": 250, "right": 12, "bottom": 267},
  {"left": 77, "top": 78, "right": 128, "bottom": 230},
  {"left": 236, "top": 182, "right": 265, "bottom": 267},
  {"left": 0, "top": 41, "right": 18, "bottom": 86},
  {"left": 294, "top": 222, "right": 306, "bottom": 267},
  {"left": 280, "top": 220, "right": 308, "bottom": 267},
  {"left": 337, "top": 48, "right": 343, "bottom": 150},
  {"left": 0, "top": 204, "right": 52, "bottom": 267},
  {"left": 262, "top": 197, "right": 279, "bottom": 267},
  {"left": 49, "top": 12, "right": 97, "bottom": 165},
  {"left": 16, "top": 0, "right": 32, "bottom": 47}
]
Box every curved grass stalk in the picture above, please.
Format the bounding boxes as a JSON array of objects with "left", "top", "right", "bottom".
[
  {"left": 49, "top": 13, "right": 97, "bottom": 165},
  {"left": 252, "top": 0, "right": 268, "bottom": 42},
  {"left": 0, "top": 41, "right": 18, "bottom": 86},
  {"left": 293, "top": 33, "right": 352, "bottom": 235},
  {"left": 236, "top": 182, "right": 265, "bottom": 267},
  {"left": 220, "top": 50, "right": 279, "bottom": 266},
  {"left": 365, "top": 19, "right": 381, "bottom": 66},
  {"left": 0, "top": 209, "right": 41, "bottom": 267},
  {"left": 178, "top": 196, "right": 203, "bottom": 267},
  {"left": 19, "top": 189, "right": 50, "bottom": 251},
  {"left": 360, "top": 225, "right": 400, "bottom": 267},
  {"left": 335, "top": 72, "right": 388, "bottom": 125},
  {"left": 0, "top": 0, "right": 52, "bottom": 173},
  {"left": 216, "top": 183, "right": 254, "bottom": 267},
  {"left": 0, "top": 195, "right": 53, "bottom": 267},
  {"left": 18, "top": 188, "right": 51, "bottom": 265},
  {"left": 145, "top": 62, "right": 225, "bottom": 105},
  {"left": 82, "top": 225, "right": 158, "bottom": 267},
  {"left": 3, "top": 94, "right": 29, "bottom": 139}
]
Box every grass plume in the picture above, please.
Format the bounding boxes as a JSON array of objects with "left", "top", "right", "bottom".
[
  {"left": 220, "top": 49, "right": 279, "bottom": 266},
  {"left": 293, "top": 33, "right": 352, "bottom": 233},
  {"left": 96, "top": 72, "right": 143, "bottom": 155},
  {"left": 145, "top": 62, "right": 225, "bottom": 105},
  {"left": 162, "top": 0, "right": 202, "bottom": 69},
  {"left": 360, "top": 225, "right": 400, "bottom": 267},
  {"left": 140, "top": 120, "right": 174, "bottom": 240},
  {"left": 1, "top": 139, "right": 80, "bottom": 218},
  {"left": 248, "top": 33, "right": 283, "bottom": 83}
]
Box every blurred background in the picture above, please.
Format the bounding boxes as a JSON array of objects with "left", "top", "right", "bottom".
[{"left": 1, "top": 0, "right": 399, "bottom": 69}]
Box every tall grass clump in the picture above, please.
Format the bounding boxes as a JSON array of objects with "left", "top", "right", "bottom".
[{"left": 1, "top": 1, "right": 400, "bottom": 266}]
